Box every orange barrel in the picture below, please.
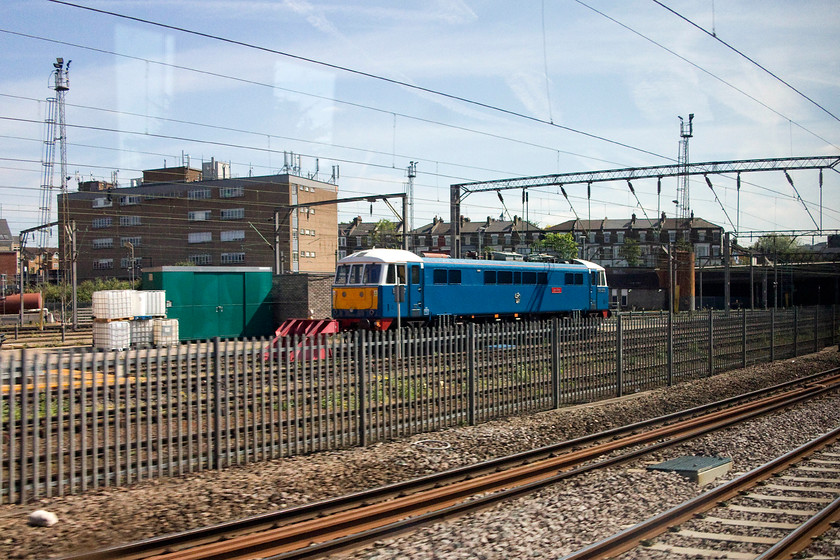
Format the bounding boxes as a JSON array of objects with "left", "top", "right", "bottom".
[{"left": 0, "top": 293, "right": 44, "bottom": 314}]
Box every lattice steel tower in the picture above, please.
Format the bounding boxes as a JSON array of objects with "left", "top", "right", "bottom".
[
  {"left": 676, "top": 113, "right": 693, "bottom": 220},
  {"left": 38, "top": 58, "right": 70, "bottom": 248}
]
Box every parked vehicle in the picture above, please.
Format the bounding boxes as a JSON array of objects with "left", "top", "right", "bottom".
[{"left": 332, "top": 249, "right": 609, "bottom": 330}]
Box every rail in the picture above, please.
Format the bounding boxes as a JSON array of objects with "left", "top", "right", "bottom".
[{"left": 56, "top": 368, "right": 840, "bottom": 560}]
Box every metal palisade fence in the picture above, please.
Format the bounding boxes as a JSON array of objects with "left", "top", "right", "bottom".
[{"left": 0, "top": 305, "right": 837, "bottom": 504}]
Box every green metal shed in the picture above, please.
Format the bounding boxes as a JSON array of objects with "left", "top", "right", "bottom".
[{"left": 142, "top": 266, "right": 274, "bottom": 341}]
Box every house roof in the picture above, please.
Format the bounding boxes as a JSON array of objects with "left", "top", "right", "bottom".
[
  {"left": 0, "top": 219, "right": 12, "bottom": 243},
  {"left": 546, "top": 215, "right": 722, "bottom": 232}
]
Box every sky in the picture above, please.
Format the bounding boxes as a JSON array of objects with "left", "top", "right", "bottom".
[{"left": 1, "top": 0, "right": 839, "bottom": 248}]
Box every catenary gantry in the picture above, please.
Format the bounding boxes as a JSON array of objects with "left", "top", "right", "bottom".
[{"left": 449, "top": 155, "right": 840, "bottom": 258}]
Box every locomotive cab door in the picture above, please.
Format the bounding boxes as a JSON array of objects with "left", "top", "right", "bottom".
[
  {"left": 589, "top": 270, "right": 598, "bottom": 311},
  {"left": 407, "top": 263, "right": 425, "bottom": 318}
]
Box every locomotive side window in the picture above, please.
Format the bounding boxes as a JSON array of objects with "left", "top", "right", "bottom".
[
  {"left": 385, "top": 264, "right": 407, "bottom": 284},
  {"left": 537, "top": 272, "right": 548, "bottom": 284},
  {"left": 565, "top": 272, "right": 573, "bottom": 285},
  {"left": 433, "top": 269, "right": 447, "bottom": 284},
  {"left": 498, "top": 270, "right": 513, "bottom": 284},
  {"left": 484, "top": 270, "right": 496, "bottom": 284},
  {"left": 574, "top": 273, "right": 583, "bottom": 285},
  {"left": 449, "top": 269, "right": 461, "bottom": 284},
  {"left": 363, "top": 264, "right": 382, "bottom": 284},
  {"left": 411, "top": 265, "right": 420, "bottom": 284},
  {"left": 513, "top": 271, "right": 521, "bottom": 284},
  {"left": 523, "top": 271, "right": 536, "bottom": 284}
]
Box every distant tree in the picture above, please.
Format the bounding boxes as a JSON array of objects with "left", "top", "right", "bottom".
[
  {"left": 37, "top": 278, "right": 137, "bottom": 304},
  {"left": 532, "top": 232, "right": 578, "bottom": 260},
  {"left": 752, "top": 234, "right": 801, "bottom": 263},
  {"left": 371, "top": 219, "right": 400, "bottom": 248},
  {"left": 619, "top": 239, "right": 642, "bottom": 266}
]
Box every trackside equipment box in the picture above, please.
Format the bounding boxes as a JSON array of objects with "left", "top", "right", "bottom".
[{"left": 143, "top": 267, "right": 274, "bottom": 341}]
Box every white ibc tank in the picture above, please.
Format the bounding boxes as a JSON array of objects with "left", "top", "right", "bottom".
[
  {"left": 153, "top": 318, "right": 179, "bottom": 346},
  {"left": 92, "top": 290, "right": 134, "bottom": 320},
  {"left": 93, "top": 320, "right": 131, "bottom": 350},
  {"left": 131, "top": 290, "right": 166, "bottom": 317},
  {"left": 130, "top": 319, "right": 154, "bottom": 346}
]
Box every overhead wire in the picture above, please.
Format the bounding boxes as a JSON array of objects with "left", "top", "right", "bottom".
[
  {"left": 573, "top": 0, "right": 840, "bottom": 152},
  {"left": 44, "top": 0, "right": 674, "bottom": 162},
  {"left": 651, "top": 0, "right": 840, "bottom": 124}
]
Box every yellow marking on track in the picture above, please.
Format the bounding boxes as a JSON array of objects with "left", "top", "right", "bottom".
[{"left": 1, "top": 371, "right": 145, "bottom": 394}]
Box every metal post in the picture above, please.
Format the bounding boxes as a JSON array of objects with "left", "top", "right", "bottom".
[
  {"left": 468, "top": 323, "right": 476, "bottom": 424},
  {"left": 770, "top": 308, "right": 776, "bottom": 362},
  {"left": 274, "top": 212, "right": 281, "bottom": 275},
  {"left": 742, "top": 308, "right": 747, "bottom": 368},
  {"left": 724, "top": 231, "right": 731, "bottom": 314},
  {"left": 450, "top": 184, "right": 461, "bottom": 258},
  {"left": 794, "top": 307, "right": 799, "bottom": 357},
  {"left": 551, "top": 318, "right": 560, "bottom": 407},
  {"left": 616, "top": 314, "right": 623, "bottom": 397},
  {"left": 356, "top": 330, "right": 367, "bottom": 447},
  {"left": 212, "top": 337, "right": 222, "bottom": 469},
  {"left": 667, "top": 308, "right": 673, "bottom": 386},
  {"left": 708, "top": 308, "right": 714, "bottom": 375}
]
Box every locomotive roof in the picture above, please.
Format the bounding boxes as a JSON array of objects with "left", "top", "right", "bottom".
[
  {"left": 339, "top": 249, "right": 605, "bottom": 272},
  {"left": 340, "top": 248, "right": 424, "bottom": 263}
]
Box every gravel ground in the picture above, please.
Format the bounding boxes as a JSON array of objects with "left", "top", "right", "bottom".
[{"left": 2, "top": 348, "right": 839, "bottom": 560}]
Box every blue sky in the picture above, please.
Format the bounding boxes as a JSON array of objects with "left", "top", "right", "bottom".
[{"left": 1, "top": 0, "right": 839, "bottom": 246}]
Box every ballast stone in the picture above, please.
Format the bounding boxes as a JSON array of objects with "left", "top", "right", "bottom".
[{"left": 28, "top": 510, "right": 59, "bottom": 527}]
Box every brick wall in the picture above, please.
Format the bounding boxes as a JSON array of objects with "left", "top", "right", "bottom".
[{"left": 272, "top": 273, "right": 334, "bottom": 323}]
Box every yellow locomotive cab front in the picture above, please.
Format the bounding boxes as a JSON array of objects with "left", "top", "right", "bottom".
[{"left": 333, "top": 286, "right": 378, "bottom": 311}]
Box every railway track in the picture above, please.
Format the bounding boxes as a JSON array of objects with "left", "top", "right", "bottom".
[
  {"left": 561, "top": 427, "right": 840, "bottom": 560},
  {"left": 57, "top": 368, "right": 840, "bottom": 560}
]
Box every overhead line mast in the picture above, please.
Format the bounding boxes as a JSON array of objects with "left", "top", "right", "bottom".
[
  {"left": 677, "top": 113, "right": 693, "bottom": 220},
  {"left": 38, "top": 58, "right": 70, "bottom": 250}
]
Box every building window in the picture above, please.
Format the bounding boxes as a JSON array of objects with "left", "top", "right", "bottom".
[
  {"left": 120, "top": 195, "right": 141, "bottom": 206},
  {"left": 120, "top": 257, "right": 142, "bottom": 269},
  {"left": 188, "top": 210, "right": 211, "bottom": 221},
  {"left": 188, "top": 232, "right": 212, "bottom": 244},
  {"left": 221, "top": 252, "right": 245, "bottom": 264},
  {"left": 220, "top": 208, "right": 245, "bottom": 220},
  {"left": 188, "top": 254, "right": 212, "bottom": 265},
  {"left": 220, "top": 230, "right": 245, "bottom": 242},
  {"left": 504, "top": 234, "right": 511, "bottom": 245},
  {"left": 92, "top": 197, "right": 112, "bottom": 208},
  {"left": 92, "top": 217, "right": 112, "bottom": 229},
  {"left": 92, "top": 238, "right": 113, "bottom": 250},
  {"left": 120, "top": 236, "right": 141, "bottom": 247},
  {"left": 668, "top": 230, "right": 676, "bottom": 243},
  {"left": 639, "top": 231, "right": 647, "bottom": 242},
  {"left": 589, "top": 232, "right": 596, "bottom": 243},
  {"left": 120, "top": 215, "right": 141, "bottom": 226},
  {"left": 698, "top": 230, "right": 706, "bottom": 241},
  {"left": 219, "top": 186, "right": 245, "bottom": 198},
  {"left": 188, "top": 188, "right": 211, "bottom": 200},
  {"left": 491, "top": 234, "right": 499, "bottom": 245},
  {"left": 616, "top": 232, "right": 624, "bottom": 244},
  {"left": 338, "top": 237, "right": 346, "bottom": 247},
  {"left": 603, "top": 232, "right": 611, "bottom": 243},
  {"left": 93, "top": 258, "right": 113, "bottom": 270}
]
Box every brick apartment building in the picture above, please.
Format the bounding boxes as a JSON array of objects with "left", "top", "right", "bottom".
[{"left": 58, "top": 166, "right": 338, "bottom": 282}]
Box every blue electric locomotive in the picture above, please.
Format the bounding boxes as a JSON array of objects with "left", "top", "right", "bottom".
[{"left": 332, "top": 249, "right": 609, "bottom": 331}]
